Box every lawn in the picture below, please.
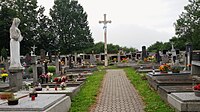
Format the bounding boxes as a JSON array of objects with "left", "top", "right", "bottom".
[
  {"left": 69, "top": 69, "right": 106, "bottom": 112},
  {"left": 124, "top": 67, "right": 175, "bottom": 112}
]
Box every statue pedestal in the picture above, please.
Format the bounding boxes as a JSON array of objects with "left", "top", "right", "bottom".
[{"left": 8, "top": 67, "right": 24, "bottom": 91}]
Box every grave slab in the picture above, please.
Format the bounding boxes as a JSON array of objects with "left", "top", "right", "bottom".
[
  {"left": 168, "top": 92, "right": 200, "bottom": 112},
  {"left": 148, "top": 71, "right": 191, "bottom": 76},
  {"left": 36, "top": 86, "right": 80, "bottom": 98},
  {"left": 137, "top": 69, "right": 159, "bottom": 73},
  {"left": 158, "top": 85, "right": 193, "bottom": 102},
  {"left": 42, "top": 81, "right": 84, "bottom": 88},
  {"left": 146, "top": 74, "right": 194, "bottom": 90},
  {"left": 0, "top": 94, "right": 71, "bottom": 112}
]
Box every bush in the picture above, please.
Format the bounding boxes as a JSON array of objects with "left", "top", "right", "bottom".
[
  {"left": 48, "top": 66, "right": 56, "bottom": 73},
  {"left": 28, "top": 67, "right": 33, "bottom": 73}
]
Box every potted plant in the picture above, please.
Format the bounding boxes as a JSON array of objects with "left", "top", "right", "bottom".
[
  {"left": 8, "top": 93, "right": 19, "bottom": 105},
  {"left": 193, "top": 84, "right": 200, "bottom": 97},
  {"left": 171, "top": 65, "right": 181, "bottom": 73},
  {"left": 159, "top": 64, "right": 170, "bottom": 73}
]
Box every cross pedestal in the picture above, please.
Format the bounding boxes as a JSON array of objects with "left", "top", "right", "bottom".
[
  {"left": 8, "top": 67, "right": 24, "bottom": 91},
  {"left": 31, "top": 56, "right": 38, "bottom": 84}
]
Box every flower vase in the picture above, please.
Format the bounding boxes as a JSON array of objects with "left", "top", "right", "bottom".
[
  {"left": 41, "top": 78, "right": 44, "bottom": 84},
  {"left": 46, "top": 78, "right": 48, "bottom": 83},
  {"left": 2, "top": 77, "right": 6, "bottom": 82},
  {"left": 194, "top": 90, "right": 200, "bottom": 97},
  {"left": 8, "top": 99, "right": 19, "bottom": 105},
  {"left": 61, "top": 87, "right": 65, "bottom": 90}
]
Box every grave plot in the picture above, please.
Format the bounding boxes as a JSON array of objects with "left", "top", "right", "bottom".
[
  {"left": 168, "top": 92, "right": 200, "bottom": 112},
  {"left": 0, "top": 94, "right": 70, "bottom": 112},
  {"left": 146, "top": 73, "right": 193, "bottom": 90},
  {"left": 158, "top": 85, "right": 193, "bottom": 102}
]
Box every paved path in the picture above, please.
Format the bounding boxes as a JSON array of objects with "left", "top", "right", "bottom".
[{"left": 93, "top": 69, "right": 144, "bottom": 112}]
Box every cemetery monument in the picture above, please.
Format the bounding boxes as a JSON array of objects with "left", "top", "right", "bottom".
[{"left": 9, "top": 18, "right": 24, "bottom": 91}]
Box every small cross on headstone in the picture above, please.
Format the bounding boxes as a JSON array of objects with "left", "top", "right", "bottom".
[{"left": 31, "top": 45, "right": 37, "bottom": 56}]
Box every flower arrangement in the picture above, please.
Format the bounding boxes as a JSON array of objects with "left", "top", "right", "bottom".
[
  {"left": 147, "top": 56, "right": 156, "bottom": 63},
  {"left": 54, "top": 76, "right": 67, "bottom": 84},
  {"left": 39, "top": 74, "right": 48, "bottom": 84},
  {"left": 159, "top": 64, "right": 171, "bottom": 73},
  {"left": 47, "top": 72, "right": 53, "bottom": 81},
  {"left": 171, "top": 65, "right": 181, "bottom": 73},
  {"left": 40, "top": 74, "right": 47, "bottom": 78},
  {"left": 1, "top": 73, "right": 8, "bottom": 77},
  {"left": 193, "top": 84, "right": 200, "bottom": 97},
  {"left": 121, "top": 58, "right": 128, "bottom": 63},
  {"left": 1, "top": 73, "right": 8, "bottom": 82},
  {"left": 113, "top": 58, "right": 117, "bottom": 62},
  {"left": 60, "top": 82, "right": 67, "bottom": 90},
  {"left": 194, "top": 84, "right": 200, "bottom": 91}
]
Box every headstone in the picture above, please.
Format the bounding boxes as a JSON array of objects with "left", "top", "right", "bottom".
[
  {"left": 69, "top": 55, "right": 73, "bottom": 69},
  {"left": 55, "top": 53, "right": 60, "bottom": 75},
  {"left": 171, "top": 43, "right": 177, "bottom": 64},
  {"left": 31, "top": 56, "right": 38, "bottom": 83},
  {"left": 65, "top": 57, "right": 68, "bottom": 67},
  {"left": 161, "top": 55, "right": 169, "bottom": 64},
  {"left": 74, "top": 53, "right": 77, "bottom": 65},
  {"left": 186, "top": 44, "right": 192, "bottom": 70},
  {"left": 155, "top": 50, "right": 161, "bottom": 63},
  {"left": 142, "top": 46, "right": 147, "bottom": 60},
  {"left": 44, "top": 61, "right": 48, "bottom": 74},
  {"left": 40, "top": 49, "right": 46, "bottom": 63},
  {"left": 117, "top": 52, "right": 120, "bottom": 63},
  {"left": 48, "top": 51, "right": 52, "bottom": 63},
  {"left": 9, "top": 18, "right": 24, "bottom": 91},
  {"left": 90, "top": 54, "right": 95, "bottom": 65}
]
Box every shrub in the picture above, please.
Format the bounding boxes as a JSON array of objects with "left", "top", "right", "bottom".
[
  {"left": 28, "top": 67, "right": 33, "bottom": 73},
  {"left": 48, "top": 66, "right": 56, "bottom": 73}
]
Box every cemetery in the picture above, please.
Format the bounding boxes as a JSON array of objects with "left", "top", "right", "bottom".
[{"left": 1, "top": 0, "right": 200, "bottom": 112}]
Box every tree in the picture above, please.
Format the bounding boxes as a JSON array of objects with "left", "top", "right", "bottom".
[
  {"left": 50, "top": 0, "right": 94, "bottom": 54},
  {"left": 0, "top": 1, "right": 17, "bottom": 54},
  {"left": 147, "top": 41, "right": 171, "bottom": 52},
  {"left": 169, "top": 36, "right": 187, "bottom": 51},
  {"left": 13, "top": 0, "right": 38, "bottom": 55},
  {"left": 35, "top": 6, "right": 57, "bottom": 54},
  {"left": 174, "top": 0, "right": 200, "bottom": 50},
  {"left": 84, "top": 42, "right": 136, "bottom": 54}
]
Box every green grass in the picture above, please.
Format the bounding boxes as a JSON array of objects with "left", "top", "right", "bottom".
[
  {"left": 69, "top": 69, "right": 106, "bottom": 112},
  {"left": 124, "top": 67, "right": 175, "bottom": 112}
]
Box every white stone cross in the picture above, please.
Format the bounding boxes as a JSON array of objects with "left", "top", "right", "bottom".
[
  {"left": 31, "top": 45, "right": 37, "bottom": 56},
  {"left": 99, "top": 14, "right": 111, "bottom": 67},
  {"left": 30, "top": 51, "right": 34, "bottom": 56}
]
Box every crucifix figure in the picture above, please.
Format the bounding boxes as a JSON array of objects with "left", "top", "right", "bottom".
[
  {"left": 99, "top": 14, "right": 111, "bottom": 66},
  {"left": 31, "top": 45, "right": 37, "bottom": 56}
]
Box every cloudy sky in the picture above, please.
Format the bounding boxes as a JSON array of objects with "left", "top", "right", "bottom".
[{"left": 37, "top": 0, "right": 189, "bottom": 50}]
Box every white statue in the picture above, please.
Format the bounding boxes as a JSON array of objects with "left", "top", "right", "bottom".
[{"left": 9, "top": 18, "right": 23, "bottom": 69}]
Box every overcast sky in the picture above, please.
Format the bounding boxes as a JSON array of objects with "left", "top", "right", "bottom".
[{"left": 37, "top": 0, "right": 189, "bottom": 50}]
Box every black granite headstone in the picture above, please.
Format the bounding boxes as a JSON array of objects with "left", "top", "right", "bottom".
[{"left": 142, "top": 46, "right": 147, "bottom": 60}]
